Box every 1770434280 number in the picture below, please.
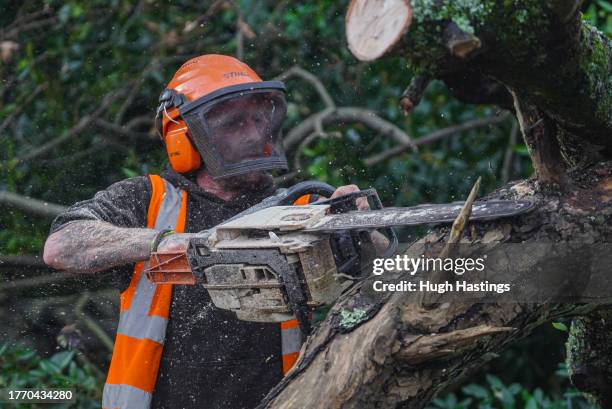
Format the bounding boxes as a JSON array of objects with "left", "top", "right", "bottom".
[{"left": 0, "top": 389, "right": 75, "bottom": 403}]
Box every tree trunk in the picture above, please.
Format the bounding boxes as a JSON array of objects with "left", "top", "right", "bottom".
[
  {"left": 567, "top": 308, "right": 612, "bottom": 408},
  {"left": 259, "top": 163, "right": 611, "bottom": 409},
  {"left": 260, "top": 1, "right": 612, "bottom": 407}
]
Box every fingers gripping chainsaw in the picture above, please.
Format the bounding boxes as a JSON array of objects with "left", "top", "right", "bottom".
[{"left": 146, "top": 181, "right": 533, "bottom": 334}]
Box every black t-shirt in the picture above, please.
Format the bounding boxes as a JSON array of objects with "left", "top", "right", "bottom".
[{"left": 50, "top": 169, "right": 283, "bottom": 409}]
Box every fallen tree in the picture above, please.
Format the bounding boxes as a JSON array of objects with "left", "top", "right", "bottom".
[{"left": 261, "top": 1, "right": 612, "bottom": 408}]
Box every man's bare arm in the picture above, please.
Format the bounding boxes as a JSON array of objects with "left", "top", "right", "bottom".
[{"left": 43, "top": 220, "right": 159, "bottom": 273}]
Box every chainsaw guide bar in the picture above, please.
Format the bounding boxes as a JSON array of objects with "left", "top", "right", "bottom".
[{"left": 305, "top": 199, "right": 535, "bottom": 232}]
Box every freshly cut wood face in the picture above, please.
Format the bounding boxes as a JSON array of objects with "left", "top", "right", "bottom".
[{"left": 345, "top": 0, "right": 412, "bottom": 61}]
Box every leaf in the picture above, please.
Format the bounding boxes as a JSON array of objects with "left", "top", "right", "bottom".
[
  {"left": 525, "top": 397, "right": 538, "bottom": 409},
  {"left": 57, "top": 4, "right": 72, "bottom": 24},
  {"left": 50, "top": 351, "right": 74, "bottom": 371},
  {"left": 446, "top": 393, "right": 457, "bottom": 407},
  {"left": 508, "top": 383, "right": 522, "bottom": 394},
  {"left": 16, "top": 349, "right": 37, "bottom": 363},
  {"left": 39, "top": 359, "right": 61, "bottom": 374},
  {"left": 463, "top": 384, "right": 489, "bottom": 399},
  {"left": 597, "top": 0, "right": 612, "bottom": 12},
  {"left": 121, "top": 167, "right": 138, "bottom": 178},
  {"left": 512, "top": 144, "right": 529, "bottom": 156},
  {"left": 430, "top": 398, "right": 447, "bottom": 408},
  {"left": 552, "top": 322, "right": 568, "bottom": 332},
  {"left": 485, "top": 374, "right": 504, "bottom": 390}
]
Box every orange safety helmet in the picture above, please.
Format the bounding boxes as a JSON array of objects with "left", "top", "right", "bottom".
[{"left": 157, "top": 54, "right": 288, "bottom": 177}]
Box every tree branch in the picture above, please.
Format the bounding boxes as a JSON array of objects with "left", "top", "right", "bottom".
[
  {"left": 284, "top": 107, "right": 415, "bottom": 152},
  {"left": 0, "top": 190, "right": 66, "bottom": 217},
  {"left": 420, "top": 176, "right": 481, "bottom": 306},
  {"left": 182, "top": 0, "right": 228, "bottom": 33},
  {"left": 75, "top": 292, "right": 114, "bottom": 352},
  {"left": 0, "top": 84, "right": 46, "bottom": 136},
  {"left": 93, "top": 118, "right": 152, "bottom": 140},
  {"left": 567, "top": 308, "right": 612, "bottom": 407},
  {"left": 113, "top": 59, "right": 159, "bottom": 124},
  {"left": 294, "top": 129, "right": 342, "bottom": 172},
  {"left": 0, "top": 271, "right": 72, "bottom": 291},
  {"left": 0, "top": 254, "right": 47, "bottom": 268},
  {"left": 501, "top": 120, "right": 520, "bottom": 184},
  {"left": 275, "top": 66, "right": 336, "bottom": 109},
  {"left": 364, "top": 113, "right": 510, "bottom": 166},
  {"left": 399, "top": 325, "right": 514, "bottom": 364},
  {"left": 399, "top": 75, "right": 430, "bottom": 114},
  {"left": 124, "top": 114, "right": 154, "bottom": 131},
  {"left": 346, "top": 0, "right": 612, "bottom": 162},
  {"left": 512, "top": 92, "right": 567, "bottom": 187},
  {"left": 13, "top": 89, "right": 126, "bottom": 164},
  {"left": 0, "top": 16, "right": 59, "bottom": 41}
]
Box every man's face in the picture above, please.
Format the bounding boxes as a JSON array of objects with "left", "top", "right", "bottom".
[{"left": 205, "top": 93, "right": 282, "bottom": 165}]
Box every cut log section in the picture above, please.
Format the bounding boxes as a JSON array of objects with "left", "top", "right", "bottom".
[{"left": 345, "top": 0, "right": 412, "bottom": 61}]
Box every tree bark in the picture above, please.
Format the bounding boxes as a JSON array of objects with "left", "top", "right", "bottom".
[{"left": 260, "top": 1, "right": 612, "bottom": 407}]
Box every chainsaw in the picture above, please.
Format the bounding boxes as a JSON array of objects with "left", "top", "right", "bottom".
[{"left": 146, "top": 181, "right": 533, "bottom": 333}]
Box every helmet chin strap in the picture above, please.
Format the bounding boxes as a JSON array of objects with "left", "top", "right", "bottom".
[
  {"left": 163, "top": 103, "right": 180, "bottom": 125},
  {"left": 155, "top": 101, "right": 181, "bottom": 141}
]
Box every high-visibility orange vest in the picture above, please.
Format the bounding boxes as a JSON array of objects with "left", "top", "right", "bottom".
[{"left": 102, "top": 175, "right": 302, "bottom": 409}]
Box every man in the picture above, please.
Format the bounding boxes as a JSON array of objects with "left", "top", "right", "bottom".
[{"left": 43, "top": 54, "right": 366, "bottom": 409}]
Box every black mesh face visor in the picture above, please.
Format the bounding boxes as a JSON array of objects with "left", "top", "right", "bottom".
[{"left": 179, "top": 81, "right": 288, "bottom": 179}]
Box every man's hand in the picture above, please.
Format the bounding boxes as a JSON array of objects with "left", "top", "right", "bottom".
[
  {"left": 155, "top": 233, "right": 197, "bottom": 253},
  {"left": 329, "top": 184, "right": 391, "bottom": 254},
  {"left": 329, "top": 184, "right": 370, "bottom": 211}
]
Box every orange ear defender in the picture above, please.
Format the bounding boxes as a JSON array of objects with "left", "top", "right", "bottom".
[{"left": 157, "top": 100, "right": 201, "bottom": 173}]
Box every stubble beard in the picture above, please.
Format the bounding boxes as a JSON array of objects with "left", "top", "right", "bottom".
[{"left": 218, "top": 171, "right": 274, "bottom": 193}]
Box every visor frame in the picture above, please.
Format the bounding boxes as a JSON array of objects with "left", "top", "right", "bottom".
[
  {"left": 178, "top": 81, "right": 289, "bottom": 180},
  {"left": 179, "top": 81, "right": 286, "bottom": 116}
]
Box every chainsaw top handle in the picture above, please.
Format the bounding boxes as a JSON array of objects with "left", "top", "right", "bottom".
[{"left": 277, "top": 180, "right": 337, "bottom": 205}]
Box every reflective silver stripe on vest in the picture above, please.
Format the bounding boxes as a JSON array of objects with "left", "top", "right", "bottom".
[
  {"left": 103, "top": 384, "right": 151, "bottom": 409},
  {"left": 104, "top": 179, "right": 183, "bottom": 409},
  {"left": 115, "top": 180, "right": 183, "bottom": 344},
  {"left": 154, "top": 180, "right": 183, "bottom": 230},
  {"left": 116, "top": 313, "right": 168, "bottom": 343},
  {"left": 281, "top": 326, "right": 302, "bottom": 355}
]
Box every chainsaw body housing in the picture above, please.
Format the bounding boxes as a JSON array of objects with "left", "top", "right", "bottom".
[{"left": 148, "top": 204, "right": 354, "bottom": 322}]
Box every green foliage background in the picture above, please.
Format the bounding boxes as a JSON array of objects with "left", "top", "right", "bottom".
[
  {"left": 0, "top": 0, "right": 533, "bottom": 254},
  {"left": 1, "top": 0, "right": 610, "bottom": 407}
]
